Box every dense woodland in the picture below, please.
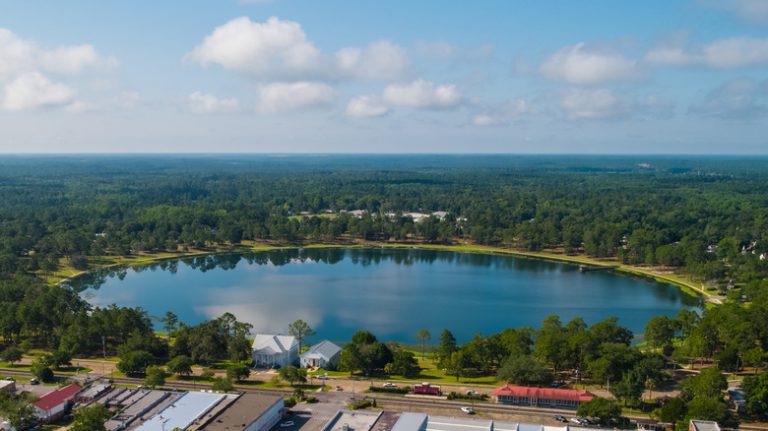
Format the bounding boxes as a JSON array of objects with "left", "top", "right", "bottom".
[{"left": 1, "top": 155, "right": 768, "bottom": 428}]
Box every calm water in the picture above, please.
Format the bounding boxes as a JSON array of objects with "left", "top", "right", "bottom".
[{"left": 70, "top": 248, "right": 701, "bottom": 343}]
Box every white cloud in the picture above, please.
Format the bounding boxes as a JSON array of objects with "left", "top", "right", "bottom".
[
  {"left": 689, "top": 78, "right": 768, "bottom": 119},
  {"left": 703, "top": 0, "right": 768, "bottom": 24},
  {"left": 187, "top": 91, "right": 240, "bottom": 114},
  {"left": 335, "top": 40, "right": 408, "bottom": 81},
  {"left": 646, "top": 37, "right": 768, "bottom": 68},
  {"left": 472, "top": 114, "right": 504, "bottom": 126},
  {"left": 540, "top": 43, "right": 640, "bottom": 85},
  {"left": 382, "top": 79, "right": 461, "bottom": 108},
  {"left": 190, "top": 17, "right": 409, "bottom": 82},
  {"left": 0, "top": 28, "right": 116, "bottom": 111},
  {"left": 1, "top": 72, "right": 74, "bottom": 111},
  {"left": 257, "top": 81, "right": 333, "bottom": 113},
  {"left": 188, "top": 16, "right": 322, "bottom": 79},
  {"left": 561, "top": 89, "right": 625, "bottom": 120},
  {"left": 345, "top": 95, "right": 389, "bottom": 117}
]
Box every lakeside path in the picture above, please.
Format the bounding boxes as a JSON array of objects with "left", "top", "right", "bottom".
[{"left": 47, "top": 240, "right": 723, "bottom": 305}]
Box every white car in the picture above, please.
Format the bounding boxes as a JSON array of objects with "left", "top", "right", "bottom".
[
  {"left": 460, "top": 407, "right": 475, "bottom": 414},
  {"left": 383, "top": 383, "right": 397, "bottom": 388}
]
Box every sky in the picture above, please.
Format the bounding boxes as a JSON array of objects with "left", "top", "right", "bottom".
[{"left": 0, "top": 0, "right": 767, "bottom": 154}]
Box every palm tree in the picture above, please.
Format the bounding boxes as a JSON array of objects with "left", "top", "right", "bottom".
[{"left": 416, "top": 329, "right": 431, "bottom": 358}]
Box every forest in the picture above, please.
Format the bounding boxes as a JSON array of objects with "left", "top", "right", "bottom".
[{"left": 1, "top": 155, "right": 768, "bottom": 427}]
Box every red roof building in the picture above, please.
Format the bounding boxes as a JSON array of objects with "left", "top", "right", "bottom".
[
  {"left": 493, "top": 385, "right": 593, "bottom": 409},
  {"left": 33, "top": 384, "right": 81, "bottom": 422}
]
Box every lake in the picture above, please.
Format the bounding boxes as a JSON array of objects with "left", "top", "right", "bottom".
[{"left": 70, "top": 248, "right": 701, "bottom": 343}]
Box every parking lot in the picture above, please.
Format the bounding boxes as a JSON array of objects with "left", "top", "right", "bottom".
[{"left": 272, "top": 390, "right": 357, "bottom": 431}]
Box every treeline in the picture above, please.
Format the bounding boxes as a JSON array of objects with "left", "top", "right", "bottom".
[{"left": 1, "top": 156, "right": 768, "bottom": 289}]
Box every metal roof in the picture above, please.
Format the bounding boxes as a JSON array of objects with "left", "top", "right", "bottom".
[
  {"left": 252, "top": 334, "right": 297, "bottom": 355},
  {"left": 301, "top": 340, "right": 341, "bottom": 361},
  {"left": 33, "top": 384, "right": 81, "bottom": 411},
  {"left": 392, "top": 412, "right": 427, "bottom": 431},
  {"left": 134, "top": 392, "right": 225, "bottom": 431}
]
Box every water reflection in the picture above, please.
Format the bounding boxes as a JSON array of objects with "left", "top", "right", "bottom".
[{"left": 68, "top": 248, "right": 702, "bottom": 342}]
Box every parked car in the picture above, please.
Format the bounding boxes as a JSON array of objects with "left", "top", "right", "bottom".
[
  {"left": 279, "top": 421, "right": 295, "bottom": 428},
  {"left": 382, "top": 383, "right": 397, "bottom": 388},
  {"left": 460, "top": 407, "right": 475, "bottom": 414},
  {"left": 29, "top": 378, "right": 39, "bottom": 385},
  {"left": 553, "top": 415, "right": 567, "bottom": 423},
  {"left": 569, "top": 418, "right": 582, "bottom": 424},
  {"left": 3, "top": 377, "right": 14, "bottom": 382},
  {"left": 466, "top": 389, "right": 477, "bottom": 395},
  {"left": 335, "top": 385, "right": 343, "bottom": 391}
]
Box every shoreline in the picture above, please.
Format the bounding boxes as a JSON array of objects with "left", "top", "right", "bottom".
[{"left": 53, "top": 240, "right": 721, "bottom": 305}]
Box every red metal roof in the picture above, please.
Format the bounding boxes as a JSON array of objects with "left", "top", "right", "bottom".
[
  {"left": 33, "top": 384, "right": 81, "bottom": 411},
  {"left": 493, "top": 385, "right": 594, "bottom": 402}
]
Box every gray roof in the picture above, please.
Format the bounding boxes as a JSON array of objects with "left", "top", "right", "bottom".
[
  {"left": 302, "top": 340, "right": 341, "bottom": 361},
  {"left": 691, "top": 421, "right": 721, "bottom": 431},
  {"left": 199, "top": 393, "right": 283, "bottom": 431},
  {"left": 392, "top": 412, "right": 427, "bottom": 431},
  {"left": 252, "top": 334, "right": 298, "bottom": 355}
]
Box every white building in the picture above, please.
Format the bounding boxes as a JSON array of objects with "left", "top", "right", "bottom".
[
  {"left": 252, "top": 334, "right": 299, "bottom": 368},
  {"left": 300, "top": 340, "right": 341, "bottom": 369},
  {"left": 32, "top": 384, "right": 81, "bottom": 422}
]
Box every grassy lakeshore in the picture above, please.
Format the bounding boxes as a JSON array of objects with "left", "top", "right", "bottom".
[{"left": 48, "top": 240, "right": 719, "bottom": 305}]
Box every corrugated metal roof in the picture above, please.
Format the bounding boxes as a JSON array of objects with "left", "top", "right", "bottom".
[
  {"left": 252, "top": 334, "right": 297, "bottom": 355},
  {"left": 392, "top": 412, "right": 427, "bottom": 431},
  {"left": 134, "top": 392, "right": 225, "bottom": 431},
  {"left": 33, "top": 384, "right": 80, "bottom": 411},
  {"left": 301, "top": 340, "right": 341, "bottom": 361}
]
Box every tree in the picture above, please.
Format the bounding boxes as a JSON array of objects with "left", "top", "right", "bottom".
[
  {"left": 681, "top": 367, "right": 727, "bottom": 400},
  {"left": 497, "top": 354, "right": 552, "bottom": 386},
  {"left": 437, "top": 329, "right": 457, "bottom": 367},
  {"left": 166, "top": 355, "right": 193, "bottom": 377},
  {"left": 143, "top": 365, "right": 167, "bottom": 388},
  {"left": 71, "top": 404, "right": 111, "bottom": 431},
  {"left": 685, "top": 396, "right": 737, "bottom": 428},
  {"left": 0, "top": 392, "right": 36, "bottom": 430},
  {"left": 48, "top": 350, "right": 72, "bottom": 370},
  {"left": 226, "top": 362, "right": 251, "bottom": 382},
  {"left": 288, "top": 319, "right": 316, "bottom": 352},
  {"left": 212, "top": 377, "right": 234, "bottom": 392},
  {"left": 339, "top": 330, "right": 392, "bottom": 375},
  {"left": 644, "top": 316, "right": 677, "bottom": 350},
  {"left": 278, "top": 365, "right": 307, "bottom": 386},
  {"left": 610, "top": 369, "right": 645, "bottom": 405},
  {"left": 0, "top": 346, "right": 22, "bottom": 366},
  {"left": 577, "top": 397, "right": 622, "bottom": 426},
  {"left": 159, "top": 311, "right": 179, "bottom": 335},
  {"left": 387, "top": 348, "right": 420, "bottom": 378},
  {"left": 31, "top": 357, "right": 55, "bottom": 383},
  {"left": 416, "top": 329, "right": 431, "bottom": 358},
  {"left": 742, "top": 371, "right": 768, "bottom": 418},
  {"left": 445, "top": 349, "right": 471, "bottom": 382},
  {"left": 117, "top": 350, "right": 154, "bottom": 376},
  {"left": 653, "top": 397, "right": 687, "bottom": 424}
]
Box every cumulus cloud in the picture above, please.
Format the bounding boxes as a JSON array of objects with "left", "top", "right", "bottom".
[
  {"left": 689, "top": 78, "right": 768, "bottom": 119},
  {"left": 382, "top": 79, "right": 461, "bottom": 108},
  {"left": 1, "top": 72, "right": 74, "bottom": 111},
  {"left": 257, "top": 81, "right": 333, "bottom": 113},
  {"left": 335, "top": 40, "right": 408, "bottom": 81},
  {"left": 189, "top": 17, "right": 408, "bottom": 83},
  {"left": 0, "top": 28, "right": 116, "bottom": 111},
  {"left": 472, "top": 114, "right": 504, "bottom": 126},
  {"left": 345, "top": 95, "right": 389, "bottom": 117},
  {"left": 540, "top": 43, "right": 640, "bottom": 85},
  {"left": 188, "top": 16, "right": 322, "bottom": 79},
  {"left": 561, "top": 89, "right": 626, "bottom": 120},
  {"left": 186, "top": 91, "right": 240, "bottom": 114},
  {"left": 646, "top": 37, "right": 768, "bottom": 68}
]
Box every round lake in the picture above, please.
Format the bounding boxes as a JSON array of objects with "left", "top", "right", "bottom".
[{"left": 71, "top": 248, "right": 701, "bottom": 343}]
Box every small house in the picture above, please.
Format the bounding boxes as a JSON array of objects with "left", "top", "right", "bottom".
[
  {"left": 300, "top": 340, "right": 341, "bottom": 369},
  {"left": 33, "top": 384, "right": 81, "bottom": 422},
  {"left": 252, "top": 334, "right": 299, "bottom": 368}
]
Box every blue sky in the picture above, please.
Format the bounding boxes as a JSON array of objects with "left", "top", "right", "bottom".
[{"left": 0, "top": 0, "right": 767, "bottom": 153}]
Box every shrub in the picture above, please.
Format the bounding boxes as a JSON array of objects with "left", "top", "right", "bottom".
[
  {"left": 447, "top": 391, "right": 489, "bottom": 401},
  {"left": 368, "top": 386, "right": 410, "bottom": 394},
  {"left": 284, "top": 396, "right": 297, "bottom": 408}
]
